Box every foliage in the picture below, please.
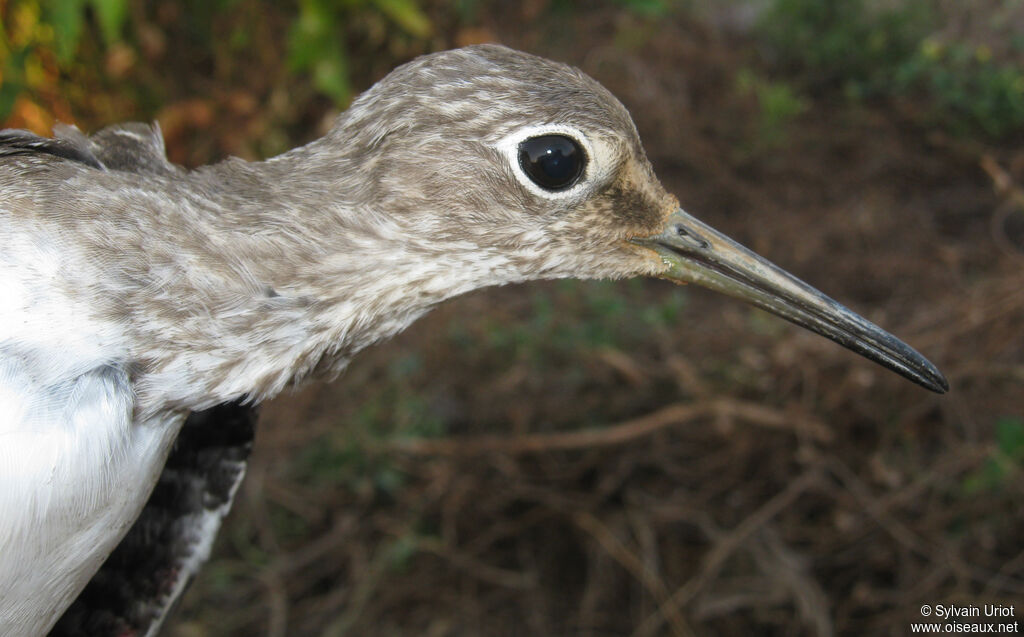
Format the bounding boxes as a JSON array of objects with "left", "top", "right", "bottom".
[
  {"left": 49, "top": 0, "right": 129, "bottom": 57},
  {"left": 0, "top": 0, "right": 435, "bottom": 125},
  {"left": 894, "top": 38, "right": 1024, "bottom": 137},
  {"left": 758, "top": 0, "right": 930, "bottom": 94},
  {"left": 472, "top": 280, "right": 687, "bottom": 364},
  {"left": 288, "top": 0, "right": 432, "bottom": 105},
  {"left": 758, "top": 0, "right": 1024, "bottom": 138},
  {"left": 0, "top": 0, "right": 128, "bottom": 117},
  {"left": 735, "top": 68, "right": 808, "bottom": 148},
  {"left": 609, "top": 0, "right": 675, "bottom": 17},
  {"left": 963, "top": 418, "right": 1024, "bottom": 493},
  {"left": 6, "top": 0, "right": 1022, "bottom": 138}
]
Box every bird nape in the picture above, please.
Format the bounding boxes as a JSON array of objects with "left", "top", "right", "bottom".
[{"left": 0, "top": 44, "right": 946, "bottom": 637}]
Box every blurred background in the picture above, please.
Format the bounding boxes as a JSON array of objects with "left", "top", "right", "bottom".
[{"left": 3, "top": 0, "right": 1023, "bottom": 635}]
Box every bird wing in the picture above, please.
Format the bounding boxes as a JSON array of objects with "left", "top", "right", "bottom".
[
  {"left": 61, "top": 121, "right": 184, "bottom": 176},
  {"left": 0, "top": 121, "right": 180, "bottom": 176},
  {"left": 0, "top": 125, "right": 253, "bottom": 635},
  {"left": 48, "top": 402, "right": 258, "bottom": 637},
  {"left": 0, "top": 127, "right": 105, "bottom": 168}
]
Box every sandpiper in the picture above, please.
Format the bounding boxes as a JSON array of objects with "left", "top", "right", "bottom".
[{"left": 0, "top": 44, "right": 946, "bottom": 636}]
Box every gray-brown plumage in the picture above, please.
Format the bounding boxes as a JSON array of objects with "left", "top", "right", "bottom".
[{"left": 0, "top": 45, "right": 946, "bottom": 637}]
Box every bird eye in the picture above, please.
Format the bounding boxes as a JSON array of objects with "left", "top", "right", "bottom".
[{"left": 517, "top": 134, "right": 585, "bottom": 191}]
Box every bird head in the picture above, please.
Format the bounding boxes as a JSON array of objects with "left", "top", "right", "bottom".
[{"left": 317, "top": 44, "right": 946, "bottom": 393}]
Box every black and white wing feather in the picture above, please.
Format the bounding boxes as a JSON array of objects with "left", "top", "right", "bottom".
[{"left": 49, "top": 403, "right": 257, "bottom": 637}]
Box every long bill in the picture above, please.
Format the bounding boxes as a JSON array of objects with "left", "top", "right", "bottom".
[{"left": 634, "top": 209, "right": 948, "bottom": 393}]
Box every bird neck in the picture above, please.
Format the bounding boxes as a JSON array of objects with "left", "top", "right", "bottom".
[{"left": 135, "top": 137, "right": 523, "bottom": 413}]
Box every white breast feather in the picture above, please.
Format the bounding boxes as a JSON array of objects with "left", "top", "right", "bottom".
[{"left": 0, "top": 359, "right": 182, "bottom": 637}]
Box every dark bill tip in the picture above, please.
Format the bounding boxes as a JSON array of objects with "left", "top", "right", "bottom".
[{"left": 635, "top": 209, "right": 949, "bottom": 394}]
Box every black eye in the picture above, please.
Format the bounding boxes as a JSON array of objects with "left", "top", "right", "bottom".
[{"left": 517, "top": 134, "right": 585, "bottom": 191}]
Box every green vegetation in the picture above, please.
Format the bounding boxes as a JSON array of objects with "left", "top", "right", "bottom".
[
  {"left": 735, "top": 68, "right": 808, "bottom": 148},
  {"left": 757, "top": 0, "right": 1024, "bottom": 137},
  {"left": 963, "top": 417, "right": 1024, "bottom": 493},
  {"left": 0, "top": 0, "right": 436, "bottom": 127},
  {"left": 895, "top": 39, "right": 1024, "bottom": 137},
  {"left": 473, "top": 280, "right": 687, "bottom": 364},
  {"left": 34, "top": 0, "right": 129, "bottom": 62},
  {"left": 609, "top": 0, "right": 676, "bottom": 17},
  {"left": 4, "top": 0, "right": 1022, "bottom": 138},
  {"left": 288, "top": 0, "right": 432, "bottom": 104}
]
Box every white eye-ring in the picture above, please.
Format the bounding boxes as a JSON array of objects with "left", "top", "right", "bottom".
[{"left": 495, "top": 124, "right": 613, "bottom": 200}]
